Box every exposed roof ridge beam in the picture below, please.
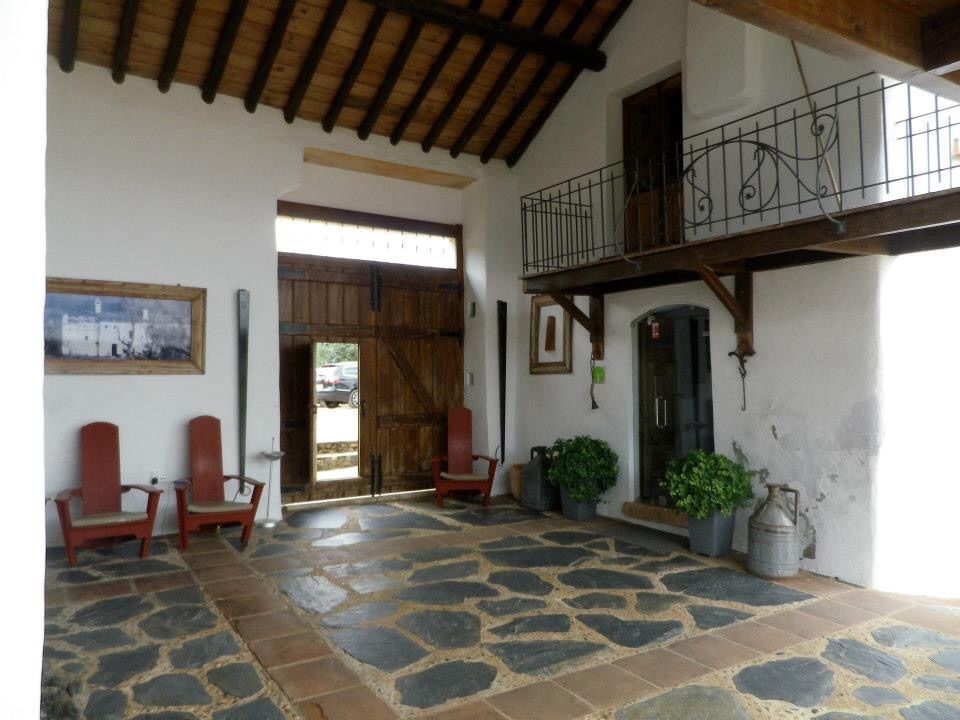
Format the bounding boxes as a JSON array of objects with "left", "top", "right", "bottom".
[{"left": 356, "top": 0, "right": 607, "bottom": 72}]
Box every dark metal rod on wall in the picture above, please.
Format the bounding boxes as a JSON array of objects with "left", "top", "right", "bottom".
[
  {"left": 238, "top": 289, "right": 250, "bottom": 491},
  {"left": 497, "top": 300, "right": 507, "bottom": 464}
]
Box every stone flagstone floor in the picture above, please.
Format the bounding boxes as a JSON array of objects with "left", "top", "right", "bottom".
[{"left": 43, "top": 496, "right": 960, "bottom": 719}]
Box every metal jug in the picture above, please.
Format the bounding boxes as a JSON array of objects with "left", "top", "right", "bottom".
[
  {"left": 521, "top": 446, "right": 559, "bottom": 511},
  {"left": 747, "top": 484, "right": 801, "bottom": 578}
]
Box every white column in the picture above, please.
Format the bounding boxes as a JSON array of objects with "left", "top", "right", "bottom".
[{"left": 0, "top": 0, "right": 48, "bottom": 713}]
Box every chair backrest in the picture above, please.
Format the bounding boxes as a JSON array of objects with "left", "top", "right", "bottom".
[
  {"left": 189, "top": 416, "right": 225, "bottom": 503},
  {"left": 80, "top": 422, "right": 122, "bottom": 516},
  {"left": 446, "top": 406, "right": 474, "bottom": 475}
]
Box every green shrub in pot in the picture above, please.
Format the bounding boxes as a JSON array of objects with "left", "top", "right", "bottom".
[
  {"left": 548, "top": 436, "right": 618, "bottom": 521},
  {"left": 661, "top": 449, "right": 753, "bottom": 556}
]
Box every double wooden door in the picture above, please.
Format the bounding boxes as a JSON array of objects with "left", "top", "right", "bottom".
[{"left": 278, "top": 253, "right": 463, "bottom": 502}]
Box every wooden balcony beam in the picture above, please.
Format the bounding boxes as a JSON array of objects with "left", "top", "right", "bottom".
[{"left": 548, "top": 293, "right": 604, "bottom": 359}]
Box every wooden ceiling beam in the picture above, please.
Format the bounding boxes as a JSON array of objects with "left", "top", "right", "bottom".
[
  {"left": 111, "top": 0, "right": 140, "bottom": 84},
  {"left": 691, "top": 0, "right": 960, "bottom": 97},
  {"left": 422, "top": 0, "right": 521, "bottom": 153},
  {"left": 923, "top": 4, "right": 960, "bottom": 76},
  {"left": 481, "top": 0, "right": 600, "bottom": 164},
  {"left": 506, "top": 0, "right": 633, "bottom": 167},
  {"left": 59, "top": 0, "right": 82, "bottom": 73},
  {"left": 324, "top": 7, "right": 387, "bottom": 132},
  {"left": 201, "top": 0, "right": 249, "bottom": 104},
  {"left": 390, "top": 0, "right": 482, "bottom": 146},
  {"left": 284, "top": 0, "right": 347, "bottom": 123},
  {"left": 158, "top": 0, "right": 196, "bottom": 93},
  {"left": 357, "top": 0, "right": 607, "bottom": 72},
  {"left": 358, "top": 18, "right": 424, "bottom": 140},
  {"left": 245, "top": 0, "right": 296, "bottom": 112},
  {"left": 450, "top": 0, "right": 561, "bottom": 159}
]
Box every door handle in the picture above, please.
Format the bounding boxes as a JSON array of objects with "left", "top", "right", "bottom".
[
  {"left": 660, "top": 396, "right": 669, "bottom": 428},
  {"left": 654, "top": 396, "right": 662, "bottom": 429},
  {"left": 360, "top": 399, "right": 368, "bottom": 413}
]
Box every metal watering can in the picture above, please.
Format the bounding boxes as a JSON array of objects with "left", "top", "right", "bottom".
[{"left": 747, "top": 484, "right": 801, "bottom": 578}]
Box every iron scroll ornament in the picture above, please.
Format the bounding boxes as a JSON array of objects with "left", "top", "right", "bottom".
[{"left": 682, "top": 110, "right": 847, "bottom": 236}]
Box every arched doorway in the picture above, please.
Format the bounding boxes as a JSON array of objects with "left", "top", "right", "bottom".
[{"left": 636, "top": 305, "right": 714, "bottom": 507}]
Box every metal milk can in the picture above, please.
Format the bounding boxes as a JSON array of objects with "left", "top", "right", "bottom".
[{"left": 747, "top": 484, "right": 801, "bottom": 578}]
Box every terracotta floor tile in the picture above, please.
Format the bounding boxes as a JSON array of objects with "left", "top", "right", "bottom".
[
  {"left": 234, "top": 611, "right": 309, "bottom": 643},
  {"left": 183, "top": 551, "right": 237, "bottom": 570},
  {"left": 555, "top": 663, "right": 657, "bottom": 708},
  {"left": 613, "top": 648, "right": 710, "bottom": 688},
  {"left": 134, "top": 570, "right": 195, "bottom": 594},
  {"left": 216, "top": 591, "right": 287, "bottom": 618},
  {"left": 669, "top": 634, "right": 759, "bottom": 670},
  {"left": 758, "top": 608, "right": 843, "bottom": 639},
  {"left": 250, "top": 631, "right": 331, "bottom": 668},
  {"left": 178, "top": 537, "right": 230, "bottom": 555},
  {"left": 798, "top": 598, "right": 878, "bottom": 627},
  {"left": 67, "top": 580, "right": 134, "bottom": 602},
  {"left": 269, "top": 656, "right": 360, "bottom": 701},
  {"left": 891, "top": 606, "right": 960, "bottom": 637},
  {"left": 423, "top": 700, "right": 506, "bottom": 720},
  {"left": 716, "top": 621, "right": 803, "bottom": 653},
  {"left": 303, "top": 685, "right": 396, "bottom": 720},
  {"left": 834, "top": 589, "right": 915, "bottom": 615},
  {"left": 771, "top": 573, "right": 852, "bottom": 597},
  {"left": 488, "top": 680, "right": 592, "bottom": 720},
  {"left": 203, "top": 576, "right": 265, "bottom": 599},
  {"left": 191, "top": 562, "right": 254, "bottom": 583}
]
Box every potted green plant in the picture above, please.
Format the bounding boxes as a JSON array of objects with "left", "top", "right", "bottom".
[
  {"left": 547, "top": 436, "right": 618, "bottom": 521},
  {"left": 661, "top": 449, "right": 753, "bottom": 557}
]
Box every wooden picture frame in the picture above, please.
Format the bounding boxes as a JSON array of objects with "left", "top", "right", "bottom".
[
  {"left": 530, "top": 295, "right": 572, "bottom": 374},
  {"left": 45, "top": 278, "right": 206, "bottom": 375}
]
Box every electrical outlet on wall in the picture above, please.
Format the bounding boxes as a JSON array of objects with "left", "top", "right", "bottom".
[{"left": 150, "top": 470, "right": 167, "bottom": 485}]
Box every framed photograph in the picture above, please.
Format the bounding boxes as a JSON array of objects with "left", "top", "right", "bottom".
[
  {"left": 530, "top": 295, "right": 572, "bottom": 374},
  {"left": 45, "top": 278, "right": 206, "bottom": 375}
]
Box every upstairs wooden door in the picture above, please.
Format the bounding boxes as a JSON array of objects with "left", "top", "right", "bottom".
[{"left": 277, "top": 212, "right": 463, "bottom": 503}]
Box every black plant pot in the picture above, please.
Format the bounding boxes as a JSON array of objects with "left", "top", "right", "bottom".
[
  {"left": 559, "top": 484, "right": 597, "bottom": 522},
  {"left": 687, "top": 509, "right": 735, "bottom": 557}
]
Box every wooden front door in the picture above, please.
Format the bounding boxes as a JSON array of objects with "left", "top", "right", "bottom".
[
  {"left": 279, "top": 253, "right": 463, "bottom": 502},
  {"left": 623, "top": 74, "right": 683, "bottom": 250}
]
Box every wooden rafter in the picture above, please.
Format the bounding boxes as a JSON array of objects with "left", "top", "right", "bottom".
[
  {"left": 923, "top": 4, "right": 960, "bottom": 76},
  {"left": 422, "top": 0, "right": 522, "bottom": 153},
  {"left": 357, "top": 0, "right": 607, "bottom": 72},
  {"left": 158, "top": 0, "right": 196, "bottom": 93},
  {"left": 389, "top": 0, "right": 483, "bottom": 146},
  {"left": 59, "top": 0, "right": 82, "bottom": 73},
  {"left": 324, "top": 7, "right": 387, "bottom": 132},
  {"left": 244, "top": 0, "right": 296, "bottom": 113},
  {"left": 506, "top": 0, "right": 633, "bottom": 167},
  {"left": 450, "top": 0, "right": 562, "bottom": 159},
  {"left": 358, "top": 18, "right": 424, "bottom": 140},
  {"left": 481, "top": 0, "right": 600, "bottom": 164},
  {"left": 201, "top": 0, "right": 249, "bottom": 104},
  {"left": 284, "top": 0, "right": 347, "bottom": 123},
  {"left": 111, "top": 0, "right": 139, "bottom": 84}
]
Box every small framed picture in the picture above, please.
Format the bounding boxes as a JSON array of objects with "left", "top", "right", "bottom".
[
  {"left": 530, "top": 295, "right": 572, "bottom": 374},
  {"left": 45, "top": 278, "right": 206, "bottom": 375}
]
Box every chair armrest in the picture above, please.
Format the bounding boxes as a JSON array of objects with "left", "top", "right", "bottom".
[
  {"left": 431, "top": 455, "right": 448, "bottom": 464},
  {"left": 122, "top": 484, "right": 163, "bottom": 495},
  {"left": 174, "top": 478, "right": 192, "bottom": 491},
  {"left": 55, "top": 488, "right": 82, "bottom": 504},
  {"left": 224, "top": 474, "right": 264, "bottom": 487},
  {"left": 473, "top": 454, "right": 498, "bottom": 465}
]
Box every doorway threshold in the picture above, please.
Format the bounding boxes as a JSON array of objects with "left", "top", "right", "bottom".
[
  {"left": 622, "top": 500, "right": 688, "bottom": 529},
  {"left": 282, "top": 488, "right": 434, "bottom": 511}
]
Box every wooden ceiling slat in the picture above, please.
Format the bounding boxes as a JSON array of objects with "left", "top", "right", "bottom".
[
  {"left": 111, "top": 0, "right": 140, "bottom": 83},
  {"left": 59, "top": 0, "right": 82, "bottom": 72},
  {"left": 388, "top": 0, "right": 483, "bottom": 145},
  {"left": 284, "top": 0, "right": 348, "bottom": 122},
  {"left": 480, "top": 0, "right": 600, "bottom": 163},
  {"left": 422, "top": 0, "right": 522, "bottom": 153},
  {"left": 450, "top": 0, "right": 561, "bottom": 158},
  {"left": 202, "top": 0, "right": 250, "bottom": 103},
  {"left": 323, "top": 6, "right": 387, "bottom": 130},
  {"left": 357, "top": 17, "right": 422, "bottom": 140},
  {"left": 245, "top": 0, "right": 297, "bottom": 111},
  {"left": 507, "top": 0, "right": 633, "bottom": 166},
  {"left": 158, "top": 0, "right": 196, "bottom": 92}
]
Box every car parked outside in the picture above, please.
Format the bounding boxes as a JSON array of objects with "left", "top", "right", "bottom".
[{"left": 316, "top": 361, "right": 359, "bottom": 408}]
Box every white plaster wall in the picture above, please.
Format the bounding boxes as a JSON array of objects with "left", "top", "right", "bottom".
[
  {"left": 1, "top": 0, "right": 47, "bottom": 713},
  {"left": 44, "top": 60, "right": 489, "bottom": 543}
]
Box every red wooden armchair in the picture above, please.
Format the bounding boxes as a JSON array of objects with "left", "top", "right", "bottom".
[
  {"left": 175, "top": 415, "right": 264, "bottom": 550},
  {"left": 55, "top": 422, "right": 162, "bottom": 567},
  {"left": 432, "top": 406, "right": 497, "bottom": 508}
]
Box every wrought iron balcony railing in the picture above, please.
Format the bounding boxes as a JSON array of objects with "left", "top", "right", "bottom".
[{"left": 520, "top": 73, "right": 960, "bottom": 276}]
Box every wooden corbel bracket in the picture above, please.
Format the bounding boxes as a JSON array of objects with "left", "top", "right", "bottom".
[
  {"left": 547, "top": 292, "right": 604, "bottom": 360},
  {"left": 696, "top": 267, "right": 754, "bottom": 360}
]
